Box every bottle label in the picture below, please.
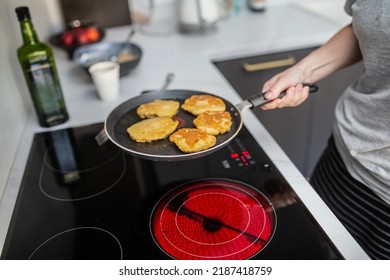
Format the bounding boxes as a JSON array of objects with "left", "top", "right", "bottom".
[{"left": 26, "top": 61, "right": 64, "bottom": 116}]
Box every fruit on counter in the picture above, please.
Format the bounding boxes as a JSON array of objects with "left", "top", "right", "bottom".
[
  {"left": 60, "top": 26, "right": 100, "bottom": 46},
  {"left": 85, "top": 27, "right": 100, "bottom": 42},
  {"left": 72, "top": 27, "right": 89, "bottom": 44},
  {"left": 60, "top": 32, "right": 73, "bottom": 46}
]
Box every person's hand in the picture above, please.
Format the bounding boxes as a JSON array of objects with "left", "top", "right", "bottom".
[{"left": 261, "top": 67, "right": 310, "bottom": 110}]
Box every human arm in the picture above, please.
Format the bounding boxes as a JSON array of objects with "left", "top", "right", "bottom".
[{"left": 261, "top": 23, "right": 362, "bottom": 110}]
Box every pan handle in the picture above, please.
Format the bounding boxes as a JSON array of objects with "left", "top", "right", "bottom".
[
  {"left": 141, "top": 72, "right": 175, "bottom": 94},
  {"left": 247, "top": 83, "right": 318, "bottom": 108}
]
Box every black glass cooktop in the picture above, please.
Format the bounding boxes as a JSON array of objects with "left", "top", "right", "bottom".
[{"left": 1, "top": 122, "right": 342, "bottom": 259}]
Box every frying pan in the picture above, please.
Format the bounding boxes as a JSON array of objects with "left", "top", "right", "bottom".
[{"left": 104, "top": 84, "right": 318, "bottom": 161}]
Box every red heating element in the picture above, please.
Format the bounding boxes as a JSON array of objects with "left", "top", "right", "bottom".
[{"left": 150, "top": 179, "right": 276, "bottom": 260}]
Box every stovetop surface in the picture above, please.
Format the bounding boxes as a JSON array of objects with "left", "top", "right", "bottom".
[{"left": 1, "top": 122, "right": 342, "bottom": 259}]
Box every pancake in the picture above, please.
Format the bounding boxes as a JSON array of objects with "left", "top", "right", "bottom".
[
  {"left": 136, "top": 99, "right": 180, "bottom": 119},
  {"left": 127, "top": 117, "right": 179, "bottom": 143},
  {"left": 181, "top": 94, "right": 226, "bottom": 116},
  {"left": 193, "top": 111, "right": 232, "bottom": 135},
  {"left": 169, "top": 128, "right": 217, "bottom": 153}
]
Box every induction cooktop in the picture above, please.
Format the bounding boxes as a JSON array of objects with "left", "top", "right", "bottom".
[{"left": 1, "top": 122, "right": 342, "bottom": 259}]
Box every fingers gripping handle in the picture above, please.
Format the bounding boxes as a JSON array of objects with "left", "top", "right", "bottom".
[{"left": 248, "top": 83, "right": 318, "bottom": 108}]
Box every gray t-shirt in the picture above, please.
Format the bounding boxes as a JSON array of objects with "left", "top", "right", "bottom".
[{"left": 333, "top": 0, "right": 390, "bottom": 204}]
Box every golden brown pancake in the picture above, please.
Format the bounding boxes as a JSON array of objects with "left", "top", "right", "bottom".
[
  {"left": 127, "top": 117, "right": 178, "bottom": 143},
  {"left": 169, "top": 128, "right": 217, "bottom": 153},
  {"left": 181, "top": 94, "right": 226, "bottom": 116},
  {"left": 136, "top": 99, "right": 180, "bottom": 119},
  {"left": 193, "top": 111, "right": 232, "bottom": 135}
]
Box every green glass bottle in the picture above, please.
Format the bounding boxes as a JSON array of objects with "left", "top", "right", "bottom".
[{"left": 15, "top": 6, "right": 69, "bottom": 127}]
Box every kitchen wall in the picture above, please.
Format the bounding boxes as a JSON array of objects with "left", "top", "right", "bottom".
[
  {"left": 5, "top": 0, "right": 64, "bottom": 42},
  {"left": 0, "top": 0, "right": 28, "bottom": 200}
]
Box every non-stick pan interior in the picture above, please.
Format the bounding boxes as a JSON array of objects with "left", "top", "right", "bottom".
[{"left": 105, "top": 90, "right": 242, "bottom": 161}]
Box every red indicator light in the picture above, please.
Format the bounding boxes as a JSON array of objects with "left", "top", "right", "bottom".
[
  {"left": 242, "top": 151, "right": 250, "bottom": 157},
  {"left": 230, "top": 153, "right": 239, "bottom": 159},
  {"left": 240, "top": 156, "right": 249, "bottom": 167}
]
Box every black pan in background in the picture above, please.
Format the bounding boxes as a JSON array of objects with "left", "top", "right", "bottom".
[
  {"left": 105, "top": 90, "right": 242, "bottom": 161},
  {"left": 73, "top": 41, "right": 142, "bottom": 77}
]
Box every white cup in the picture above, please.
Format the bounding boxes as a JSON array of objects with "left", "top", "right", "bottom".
[{"left": 88, "top": 61, "right": 120, "bottom": 101}]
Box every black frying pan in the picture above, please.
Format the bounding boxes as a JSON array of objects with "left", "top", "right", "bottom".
[{"left": 105, "top": 85, "right": 318, "bottom": 161}]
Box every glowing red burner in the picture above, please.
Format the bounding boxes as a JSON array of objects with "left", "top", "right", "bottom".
[{"left": 150, "top": 179, "right": 276, "bottom": 260}]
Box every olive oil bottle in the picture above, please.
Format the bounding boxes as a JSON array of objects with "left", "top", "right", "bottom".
[{"left": 15, "top": 6, "right": 69, "bottom": 127}]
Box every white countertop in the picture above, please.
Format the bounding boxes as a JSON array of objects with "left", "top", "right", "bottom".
[{"left": 0, "top": 3, "right": 369, "bottom": 259}]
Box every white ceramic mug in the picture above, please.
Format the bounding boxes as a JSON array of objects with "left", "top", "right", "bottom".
[{"left": 88, "top": 61, "right": 120, "bottom": 101}]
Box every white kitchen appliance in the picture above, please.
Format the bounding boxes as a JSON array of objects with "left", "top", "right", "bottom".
[{"left": 177, "top": 0, "right": 220, "bottom": 32}]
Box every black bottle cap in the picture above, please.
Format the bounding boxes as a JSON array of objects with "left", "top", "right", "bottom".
[{"left": 15, "top": 6, "right": 31, "bottom": 21}]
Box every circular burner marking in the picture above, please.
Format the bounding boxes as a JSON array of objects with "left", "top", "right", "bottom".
[
  {"left": 28, "top": 227, "right": 123, "bottom": 260},
  {"left": 39, "top": 152, "right": 126, "bottom": 201}
]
